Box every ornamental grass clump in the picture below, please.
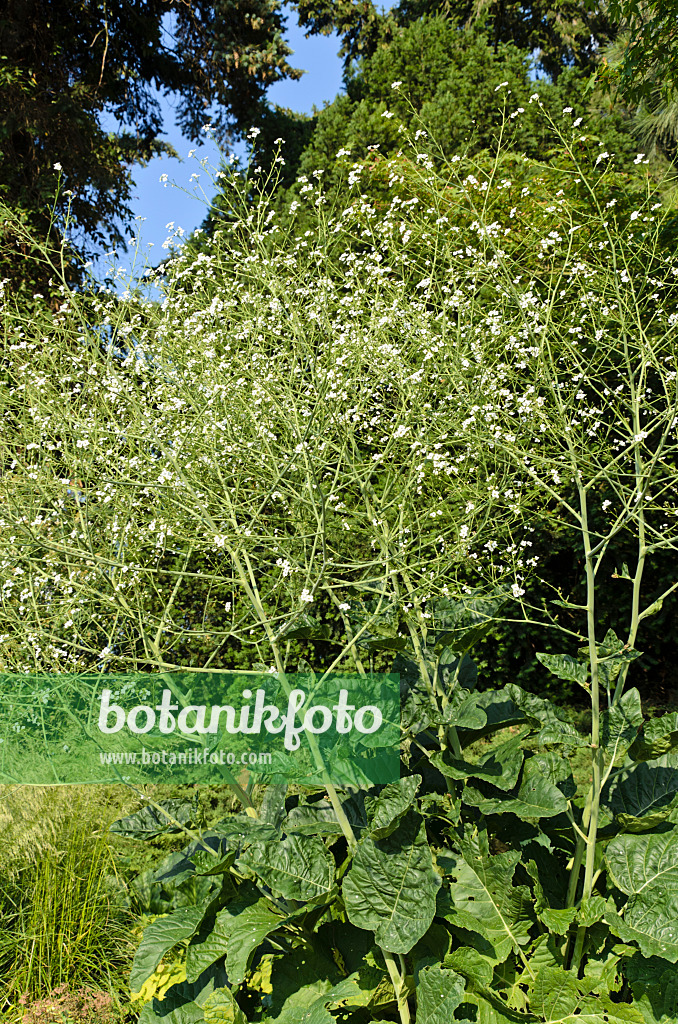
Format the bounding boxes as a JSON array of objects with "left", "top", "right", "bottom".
[{"left": 1, "top": 106, "right": 678, "bottom": 1023}]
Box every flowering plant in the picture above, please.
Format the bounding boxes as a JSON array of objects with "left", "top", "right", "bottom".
[{"left": 2, "top": 110, "right": 678, "bottom": 1023}]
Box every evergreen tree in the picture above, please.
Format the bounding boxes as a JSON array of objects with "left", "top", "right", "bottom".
[
  {"left": 291, "top": 0, "right": 617, "bottom": 79},
  {"left": 283, "top": 16, "right": 641, "bottom": 190}
]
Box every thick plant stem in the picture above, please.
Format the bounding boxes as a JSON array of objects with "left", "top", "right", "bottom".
[
  {"left": 384, "top": 948, "right": 411, "bottom": 1024},
  {"left": 325, "top": 781, "right": 357, "bottom": 851},
  {"left": 571, "top": 486, "right": 603, "bottom": 972},
  {"left": 565, "top": 835, "right": 586, "bottom": 910},
  {"left": 566, "top": 780, "right": 593, "bottom": 912}
]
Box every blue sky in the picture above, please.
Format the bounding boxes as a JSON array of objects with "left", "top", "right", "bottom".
[{"left": 98, "top": 10, "right": 349, "bottom": 283}]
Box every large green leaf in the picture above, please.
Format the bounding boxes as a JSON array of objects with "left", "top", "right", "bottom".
[
  {"left": 416, "top": 965, "right": 471, "bottom": 1024},
  {"left": 463, "top": 757, "right": 569, "bottom": 820},
  {"left": 131, "top": 906, "right": 206, "bottom": 993},
  {"left": 455, "top": 685, "right": 579, "bottom": 746},
  {"left": 239, "top": 833, "right": 335, "bottom": 902},
  {"left": 297, "top": 977, "right": 371, "bottom": 1024},
  {"left": 343, "top": 809, "right": 441, "bottom": 953},
  {"left": 443, "top": 690, "right": 487, "bottom": 731},
  {"left": 569, "top": 994, "right": 645, "bottom": 1024},
  {"left": 601, "top": 688, "right": 644, "bottom": 762},
  {"left": 396, "top": 653, "right": 440, "bottom": 735},
  {"left": 503, "top": 686, "right": 581, "bottom": 747},
  {"left": 442, "top": 947, "right": 494, "bottom": 987},
  {"left": 537, "top": 652, "right": 588, "bottom": 689},
  {"left": 456, "top": 688, "right": 527, "bottom": 740},
  {"left": 446, "top": 827, "right": 533, "bottom": 961},
  {"left": 457, "top": 991, "right": 537, "bottom": 1024},
  {"left": 607, "top": 829, "right": 678, "bottom": 896},
  {"left": 366, "top": 775, "right": 421, "bottom": 839},
  {"left": 604, "top": 756, "right": 678, "bottom": 831},
  {"left": 630, "top": 713, "right": 678, "bottom": 762},
  {"left": 522, "top": 933, "right": 565, "bottom": 976},
  {"left": 267, "top": 947, "right": 343, "bottom": 1022},
  {"left": 431, "top": 730, "right": 525, "bottom": 791},
  {"left": 185, "top": 884, "right": 285, "bottom": 985},
  {"left": 202, "top": 988, "right": 247, "bottom": 1024},
  {"left": 594, "top": 630, "right": 643, "bottom": 700},
  {"left": 435, "top": 622, "right": 494, "bottom": 654},
  {"left": 606, "top": 829, "right": 678, "bottom": 961},
  {"left": 138, "top": 965, "right": 229, "bottom": 1024},
  {"left": 526, "top": 750, "right": 577, "bottom": 800},
  {"left": 607, "top": 896, "right": 678, "bottom": 962},
  {"left": 283, "top": 794, "right": 363, "bottom": 838},
  {"left": 212, "top": 816, "right": 280, "bottom": 849},
  {"left": 435, "top": 886, "right": 504, "bottom": 962},
  {"left": 530, "top": 966, "right": 580, "bottom": 1020},
  {"left": 347, "top": 596, "right": 408, "bottom": 652},
  {"left": 110, "top": 799, "right": 196, "bottom": 840}
]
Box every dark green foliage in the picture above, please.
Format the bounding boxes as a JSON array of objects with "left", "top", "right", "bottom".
[
  {"left": 604, "top": 0, "right": 678, "bottom": 105},
  {"left": 395, "top": 0, "right": 616, "bottom": 80},
  {"left": 292, "top": 0, "right": 617, "bottom": 80},
  {"left": 283, "top": 17, "right": 643, "bottom": 192},
  {"left": 118, "top": 628, "right": 678, "bottom": 1022},
  {"left": 0, "top": 0, "right": 302, "bottom": 293}
]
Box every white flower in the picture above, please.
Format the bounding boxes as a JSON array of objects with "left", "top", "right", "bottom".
[
  {"left": 495, "top": 81, "right": 509, "bottom": 91},
  {"left": 630, "top": 211, "right": 640, "bottom": 221},
  {"left": 634, "top": 153, "right": 646, "bottom": 164},
  {"left": 595, "top": 151, "right": 610, "bottom": 166},
  {"left": 53, "top": 162, "right": 62, "bottom": 171},
  {"left": 201, "top": 123, "right": 214, "bottom": 133},
  {"left": 573, "top": 117, "right": 582, "bottom": 127},
  {"left": 338, "top": 602, "right": 351, "bottom": 611},
  {"left": 159, "top": 173, "right": 169, "bottom": 183},
  {"left": 511, "top": 583, "right": 525, "bottom": 599},
  {"left": 381, "top": 110, "right": 394, "bottom": 118},
  {"left": 563, "top": 106, "right": 573, "bottom": 114},
  {"left": 300, "top": 588, "right": 314, "bottom": 603},
  {"left": 391, "top": 80, "right": 402, "bottom": 89},
  {"left": 602, "top": 500, "right": 612, "bottom": 511}
]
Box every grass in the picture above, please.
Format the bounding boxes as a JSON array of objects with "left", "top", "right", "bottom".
[
  {"left": 0, "top": 780, "right": 250, "bottom": 1019},
  {"left": 0, "top": 786, "right": 138, "bottom": 1019}
]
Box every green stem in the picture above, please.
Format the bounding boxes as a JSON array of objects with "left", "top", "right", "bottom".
[
  {"left": 384, "top": 948, "right": 411, "bottom": 1024},
  {"left": 571, "top": 484, "right": 602, "bottom": 973},
  {"left": 325, "top": 780, "right": 357, "bottom": 851}
]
